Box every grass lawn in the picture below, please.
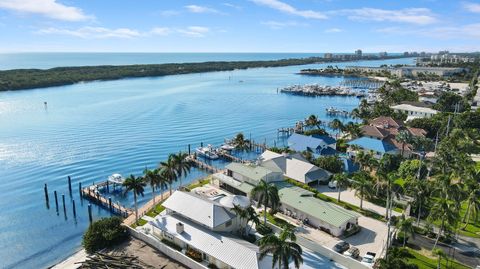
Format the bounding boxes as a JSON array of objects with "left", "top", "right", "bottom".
[
  {"left": 130, "top": 218, "right": 148, "bottom": 228},
  {"left": 265, "top": 212, "right": 296, "bottom": 229},
  {"left": 184, "top": 176, "right": 211, "bottom": 192},
  {"left": 405, "top": 247, "right": 470, "bottom": 269},
  {"left": 429, "top": 199, "right": 480, "bottom": 238}
]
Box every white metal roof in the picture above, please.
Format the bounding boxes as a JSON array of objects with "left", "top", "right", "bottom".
[
  {"left": 162, "top": 191, "right": 235, "bottom": 229},
  {"left": 150, "top": 214, "right": 263, "bottom": 269},
  {"left": 391, "top": 104, "right": 438, "bottom": 114}
]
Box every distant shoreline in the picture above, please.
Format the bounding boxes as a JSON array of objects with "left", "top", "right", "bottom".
[{"left": 0, "top": 56, "right": 406, "bottom": 92}]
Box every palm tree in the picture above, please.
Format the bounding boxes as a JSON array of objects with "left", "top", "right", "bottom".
[
  {"left": 233, "top": 132, "right": 250, "bottom": 151},
  {"left": 143, "top": 167, "right": 159, "bottom": 205},
  {"left": 259, "top": 226, "right": 303, "bottom": 269},
  {"left": 251, "top": 180, "right": 280, "bottom": 224},
  {"left": 232, "top": 205, "right": 249, "bottom": 236},
  {"left": 159, "top": 156, "right": 178, "bottom": 195},
  {"left": 405, "top": 178, "right": 431, "bottom": 224},
  {"left": 123, "top": 174, "right": 146, "bottom": 224},
  {"left": 155, "top": 168, "right": 169, "bottom": 202},
  {"left": 345, "top": 122, "right": 363, "bottom": 139},
  {"left": 396, "top": 130, "right": 412, "bottom": 156},
  {"left": 329, "top": 119, "right": 344, "bottom": 138},
  {"left": 246, "top": 206, "right": 260, "bottom": 235},
  {"left": 432, "top": 248, "right": 446, "bottom": 269},
  {"left": 462, "top": 176, "right": 480, "bottom": 229},
  {"left": 333, "top": 173, "right": 349, "bottom": 202},
  {"left": 429, "top": 196, "right": 458, "bottom": 250},
  {"left": 397, "top": 215, "right": 415, "bottom": 247},
  {"left": 172, "top": 152, "right": 192, "bottom": 189},
  {"left": 352, "top": 171, "right": 373, "bottom": 210},
  {"left": 305, "top": 114, "right": 321, "bottom": 129}
]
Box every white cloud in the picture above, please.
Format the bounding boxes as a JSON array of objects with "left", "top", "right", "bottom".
[
  {"left": 375, "top": 23, "right": 480, "bottom": 39},
  {"left": 223, "top": 3, "right": 242, "bottom": 10},
  {"left": 185, "top": 5, "right": 219, "bottom": 13},
  {"left": 261, "top": 20, "right": 307, "bottom": 29},
  {"left": 324, "top": 27, "right": 342, "bottom": 33},
  {"left": 463, "top": 2, "right": 480, "bottom": 13},
  {"left": 149, "top": 27, "right": 171, "bottom": 36},
  {"left": 178, "top": 26, "right": 210, "bottom": 37},
  {"left": 0, "top": 0, "right": 90, "bottom": 21},
  {"left": 36, "top": 27, "right": 141, "bottom": 39},
  {"left": 251, "top": 0, "right": 327, "bottom": 19},
  {"left": 159, "top": 9, "right": 181, "bottom": 17},
  {"left": 338, "top": 8, "right": 436, "bottom": 25}
]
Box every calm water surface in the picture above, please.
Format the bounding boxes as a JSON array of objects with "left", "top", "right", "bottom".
[{"left": 0, "top": 55, "right": 414, "bottom": 268}]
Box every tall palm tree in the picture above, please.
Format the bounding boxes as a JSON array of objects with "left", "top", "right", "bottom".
[
  {"left": 232, "top": 205, "right": 249, "bottom": 236},
  {"left": 251, "top": 180, "right": 280, "bottom": 224},
  {"left": 159, "top": 157, "right": 178, "bottom": 195},
  {"left": 397, "top": 215, "right": 415, "bottom": 247},
  {"left": 123, "top": 174, "right": 146, "bottom": 224},
  {"left": 155, "top": 168, "right": 169, "bottom": 202},
  {"left": 429, "top": 196, "right": 458, "bottom": 250},
  {"left": 333, "top": 173, "right": 349, "bottom": 202},
  {"left": 233, "top": 132, "right": 250, "bottom": 151},
  {"left": 305, "top": 114, "right": 321, "bottom": 129},
  {"left": 352, "top": 171, "right": 373, "bottom": 210},
  {"left": 329, "top": 119, "right": 344, "bottom": 138},
  {"left": 143, "top": 167, "right": 159, "bottom": 205},
  {"left": 172, "top": 152, "right": 192, "bottom": 189},
  {"left": 405, "top": 178, "right": 431, "bottom": 224},
  {"left": 462, "top": 176, "right": 480, "bottom": 229},
  {"left": 246, "top": 206, "right": 260, "bottom": 235},
  {"left": 259, "top": 226, "right": 303, "bottom": 269},
  {"left": 396, "top": 130, "right": 412, "bottom": 156},
  {"left": 345, "top": 122, "right": 363, "bottom": 139}
]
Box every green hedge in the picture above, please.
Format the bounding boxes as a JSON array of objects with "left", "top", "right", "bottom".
[{"left": 82, "top": 217, "right": 129, "bottom": 253}]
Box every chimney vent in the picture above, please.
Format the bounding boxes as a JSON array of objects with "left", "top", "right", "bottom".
[{"left": 176, "top": 222, "right": 184, "bottom": 234}]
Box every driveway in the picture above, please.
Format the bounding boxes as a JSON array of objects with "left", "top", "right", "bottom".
[{"left": 316, "top": 185, "right": 402, "bottom": 217}]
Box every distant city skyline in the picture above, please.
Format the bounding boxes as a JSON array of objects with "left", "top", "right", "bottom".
[{"left": 0, "top": 0, "right": 479, "bottom": 53}]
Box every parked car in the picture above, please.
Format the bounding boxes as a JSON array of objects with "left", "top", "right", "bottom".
[
  {"left": 333, "top": 241, "right": 350, "bottom": 253},
  {"left": 328, "top": 180, "right": 337, "bottom": 189},
  {"left": 361, "top": 252, "right": 376, "bottom": 265},
  {"left": 344, "top": 246, "right": 360, "bottom": 259}
]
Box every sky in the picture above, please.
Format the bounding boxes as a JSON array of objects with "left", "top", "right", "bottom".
[{"left": 0, "top": 0, "right": 479, "bottom": 53}]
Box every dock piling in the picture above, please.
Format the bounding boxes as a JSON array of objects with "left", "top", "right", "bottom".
[
  {"left": 67, "top": 176, "right": 72, "bottom": 195},
  {"left": 106, "top": 181, "right": 109, "bottom": 193},
  {"left": 200, "top": 142, "right": 203, "bottom": 147},
  {"left": 72, "top": 200, "right": 76, "bottom": 218},
  {"left": 88, "top": 204, "right": 92, "bottom": 224},
  {"left": 79, "top": 182, "right": 82, "bottom": 198},
  {"left": 62, "top": 194, "right": 66, "bottom": 216},
  {"left": 108, "top": 197, "right": 112, "bottom": 213},
  {"left": 54, "top": 191, "right": 59, "bottom": 212},
  {"left": 188, "top": 144, "right": 191, "bottom": 155},
  {"left": 44, "top": 183, "right": 49, "bottom": 206}
]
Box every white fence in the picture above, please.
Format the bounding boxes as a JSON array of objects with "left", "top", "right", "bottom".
[{"left": 127, "top": 226, "right": 208, "bottom": 269}]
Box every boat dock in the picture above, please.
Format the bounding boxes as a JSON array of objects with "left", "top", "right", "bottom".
[
  {"left": 217, "top": 150, "right": 243, "bottom": 163},
  {"left": 188, "top": 155, "right": 223, "bottom": 173},
  {"left": 81, "top": 182, "right": 132, "bottom": 217}
]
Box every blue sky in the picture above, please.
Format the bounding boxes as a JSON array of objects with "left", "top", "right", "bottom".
[{"left": 0, "top": 0, "right": 479, "bottom": 53}]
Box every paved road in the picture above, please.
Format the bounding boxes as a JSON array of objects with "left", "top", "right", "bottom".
[{"left": 409, "top": 234, "right": 480, "bottom": 268}]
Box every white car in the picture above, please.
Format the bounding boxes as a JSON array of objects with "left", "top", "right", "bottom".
[
  {"left": 361, "top": 252, "right": 376, "bottom": 266},
  {"left": 328, "top": 180, "right": 337, "bottom": 189}
]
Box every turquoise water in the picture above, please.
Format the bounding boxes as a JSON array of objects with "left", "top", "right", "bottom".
[{"left": 0, "top": 55, "right": 414, "bottom": 268}]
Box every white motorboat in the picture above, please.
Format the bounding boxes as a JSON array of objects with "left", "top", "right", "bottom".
[
  {"left": 196, "top": 145, "right": 219, "bottom": 160},
  {"left": 220, "top": 143, "right": 235, "bottom": 151},
  {"left": 108, "top": 173, "right": 125, "bottom": 184}
]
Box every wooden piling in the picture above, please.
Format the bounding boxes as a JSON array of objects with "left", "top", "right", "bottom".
[
  {"left": 109, "top": 197, "right": 112, "bottom": 212},
  {"left": 88, "top": 204, "right": 92, "bottom": 224},
  {"left": 200, "top": 142, "right": 203, "bottom": 147},
  {"left": 44, "top": 183, "right": 49, "bottom": 204},
  {"left": 62, "top": 194, "right": 66, "bottom": 216},
  {"left": 67, "top": 176, "right": 72, "bottom": 194},
  {"left": 106, "top": 181, "right": 109, "bottom": 193},
  {"left": 79, "top": 182, "right": 82, "bottom": 198},
  {"left": 72, "top": 199, "right": 76, "bottom": 218},
  {"left": 188, "top": 144, "right": 191, "bottom": 155},
  {"left": 54, "top": 191, "right": 59, "bottom": 211}
]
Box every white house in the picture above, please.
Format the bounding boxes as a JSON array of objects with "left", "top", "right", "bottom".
[
  {"left": 147, "top": 191, "right": 272, "bottom": 269},
  {"left": 391, "top": 104, "right": 438, "bottom": 120}
]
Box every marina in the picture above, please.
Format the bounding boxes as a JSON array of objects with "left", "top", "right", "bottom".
[{"left": 280, "top": 84, "right": 368, "bottom": 98}]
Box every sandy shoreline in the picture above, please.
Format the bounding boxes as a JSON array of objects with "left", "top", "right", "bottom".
[{"left": 50, "top": 249, "right": 87, "bottom": 269}]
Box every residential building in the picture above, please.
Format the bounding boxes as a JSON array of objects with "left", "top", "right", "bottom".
[
  {"left": 391, "top": 103, "right": 439, "bottom": 120},
  {"left": 148, "top": 191, "right": 271, "bottom": 269},
  {"left": 346, "top": 66, "right": 465, "bottom": 78},
  {"left": 287, "top": 133, "right": 336, "bottom": 157},
  {"left": 259, "top": 150, "right": 331, "bottom": 185},
  {"left": 355, "top": 49, "right": 362, "bottom": 58},
  {"left": 347, "top": 137, "right": 399, "bottom": 159},
  {"left": 276, "top": 182, "right": 360, "bottom": 237}
]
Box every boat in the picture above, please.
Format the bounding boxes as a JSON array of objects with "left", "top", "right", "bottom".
[
  {"left": 196, "top": 145, "right": 219, "bottom": 160},
  {"left": 108, "top": 173, "right": 125, "bottom": 184},
  {"left": 220, "top": 144, "right": 235, "bottom": 151}
]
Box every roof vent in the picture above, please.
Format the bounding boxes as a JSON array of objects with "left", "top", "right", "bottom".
[{"left": 176, "top": 222, "right": 184, "bottom": 234}]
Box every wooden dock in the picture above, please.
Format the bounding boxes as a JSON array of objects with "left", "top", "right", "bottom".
[
  {"left": 81, "top": 182, "right": 133, "bottom": 217},
  {"left": 217, "top": 150, "right": 243, "bottom": 163},
  {"left": 188, "top": 156, "right": 223, "bottom": 173}
]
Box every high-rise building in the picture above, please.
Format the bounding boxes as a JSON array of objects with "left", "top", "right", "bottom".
[
  {"left": 379, "top": 52, "right": 388, "bottom": 57},
  {"left": 324, "top": 53, "right": 333, "bottom": 59},
  {"left": 355, "top": 49, "right": 362, "bottom": 58}
]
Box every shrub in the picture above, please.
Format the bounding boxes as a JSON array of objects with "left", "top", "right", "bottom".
[
  {"left": 82, "top": 217, "right": 128, "bottom": 253},
  {"left": 161, "top": 239, "right": 182, "bottom": 251},
  {"left": 256, "top": 223, "right": 273, "bottom": 235},
  {"left": 208, "top": 263, "right": 219, "bottom": 269},
  {"left": 186, "top": 248, "right": 203, "bottom": 262}
]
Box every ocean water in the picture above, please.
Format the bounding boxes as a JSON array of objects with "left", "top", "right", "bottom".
[{"left": 0, "top": 54, "right": 414, "bottom": 268}]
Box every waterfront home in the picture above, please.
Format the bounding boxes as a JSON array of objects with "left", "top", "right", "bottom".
[
  {"left": 346, "top": 66, "right": 465, "bottom": 78},
  {"left": 287, "top": 133, "right": 336, "bottom": 157},
  {"left": 148, "top": 191, "right": 272, "bottom": 269},
  {"left": 347, "top": 137, "right": 399, "bottom": 159},
  {"left": 391, "top": 103, "right": 439, "bottom": 120},
  {"left": 259, "top": 150, "right": 332, "bottom": 185},
  {"left": 276, "top": 182, "right": 360, "bottom": 237},
  {"left": 359, "top": 116, "right": 427, "bottom": 157}
]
